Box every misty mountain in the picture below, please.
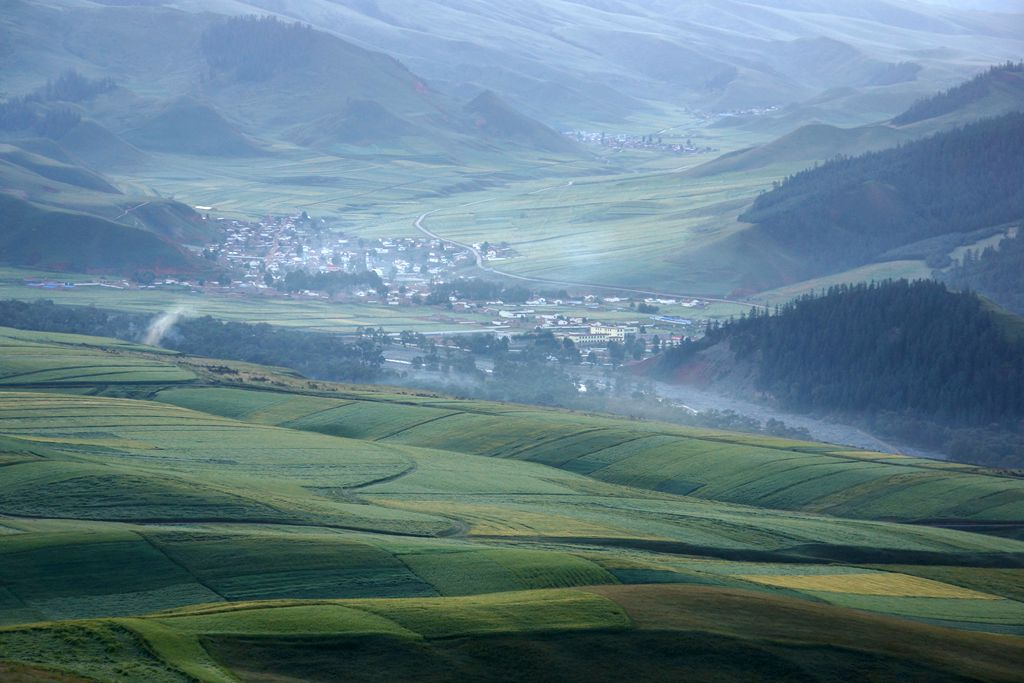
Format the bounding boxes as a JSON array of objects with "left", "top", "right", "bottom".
[
  {"left": 195, "top": 0, "right": 1024, "bottom": 125},
  {"left": 894, "top": 61, "right": 1024, "bottom": 127},
  {"left": 692, "top": 62, "right": 1024, "bottom": 178},
  {"left": 0, "top": 7, "right": 582, "bottom": 162}
]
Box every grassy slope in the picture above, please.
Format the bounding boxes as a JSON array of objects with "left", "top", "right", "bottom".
[
  {"left": 0, "top": 327, "right": 1022, "bottom": 677},
  {"left": 1, "top": 586, "right": 1021, "bottom": 682},
  {"left": 154, "top": 385, "right": 1024, "bottom": 525}
]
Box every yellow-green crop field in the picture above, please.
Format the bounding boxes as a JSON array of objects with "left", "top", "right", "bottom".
[{"left": 0, "top": 327, "right": 1022, "bottom": 680}]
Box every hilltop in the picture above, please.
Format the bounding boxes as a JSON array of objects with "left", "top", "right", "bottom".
[{"left": 464, "top": 90, "right": 582, "bottom": 154}]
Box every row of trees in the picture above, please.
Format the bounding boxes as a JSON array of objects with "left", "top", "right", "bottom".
[
  {"left": 202, "top": 16, "right": 316, "bottom": 83},
  {"left": 0, "top": 69, "right": 115, "bottom": 136},
  {"left": 426, "top": 278, "right": 569, "bottom": 305},
  {"left": 277, "top": 269, "right": 386, "bottom": 296}
]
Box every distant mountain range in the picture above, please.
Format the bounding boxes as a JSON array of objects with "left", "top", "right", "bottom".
[
  {"left": 174, "top": 0, "right": 1024, "bottom": 126},
  {"left": 0, "top": 6, "right": 583, "bottom": 160}
]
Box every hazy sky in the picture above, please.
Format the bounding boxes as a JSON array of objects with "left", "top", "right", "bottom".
[{"left": 913, "top": 0, "right": 1022, "bottom": 11}]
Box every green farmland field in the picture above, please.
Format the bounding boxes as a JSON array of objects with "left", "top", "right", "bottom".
[
  {"left": 0, "top": 328, "right": 1022, "bottom": 680},
  {"left": 157, "top": 385, "right": 1024, "bottom": 524}
]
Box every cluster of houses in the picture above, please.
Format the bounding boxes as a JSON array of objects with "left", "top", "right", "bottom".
[
  {"left": 206, "top": 213, "right": 473, "bottom": 294},
  {"left": 564, "top": 130, "right": 715, "bottom": 155}
]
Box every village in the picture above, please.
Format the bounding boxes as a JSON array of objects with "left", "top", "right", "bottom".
[
  {"left": 22, "top": 210, "right": 715, "bottom": 363},
  {"left": 565, "top": 129, "right": 717, "bottom": 155}
]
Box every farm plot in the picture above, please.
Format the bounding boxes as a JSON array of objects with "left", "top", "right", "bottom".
[
  {"left": 0, "top": 393, "right": 453, "bottom": 535},
  {"left": 155, "top": 385, "right": 1024, "bottom": 524},
  {"left": 0, "top": 327, "right": 194, "bottom": 386}
]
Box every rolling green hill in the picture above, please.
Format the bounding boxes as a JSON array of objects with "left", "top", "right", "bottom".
[
  {"left": 0, "top": 194, "right": 206, "bottom": 275},
  {"left": 690, "top": 123, "right": 909, "bottom": 177},
  {"left": 464, "top": 90, "right": 582, "bottom": 155},
  {"left": 0, "top": 326, "right": 1022, "bottom": 678},
  {"left": 123, "top": 98, "right": 263, "bottom": 157},
  {"left": 735, "top": 112, "right": 1024, "bottom": 278}
]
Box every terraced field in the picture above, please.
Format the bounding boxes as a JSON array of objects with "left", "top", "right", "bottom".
[
  {"left": 157, "top": 386, "right": 1024, "bottom": 524},
  {"left": 0, "top": 328, "right": 1022, "bottom": 679},
  {"left": 0, "top": 327, "right": 194, "bottom": 386}
]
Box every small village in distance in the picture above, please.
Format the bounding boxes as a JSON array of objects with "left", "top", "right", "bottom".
[{"left": 24, "top": 210, "right": 719, "bottom": 364}]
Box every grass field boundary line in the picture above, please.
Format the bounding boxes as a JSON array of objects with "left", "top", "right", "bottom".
[
  {"left": 373, "top": 413, "right": 462, "bottom": 441},
  {"left": 909, "top": 520, "right": 1024, "bottom": 531},
  {"left": 0, "top": 380, "right": 194, "bottom": 390},
  {"left": 347, "top": 462, "right": 419, "bottom": 490},
  {"left": 135, "top": 532, "right": 230, "bottom": 603},
  {"left": 737, "top": 465, "right": 888, "bottom": 506},
  {"left": 274, "top": 401, "right": 358, "bottom": 427},
  {"left": 0, "top": 512, "right": 443, "bottom": 539},
  {"left": 491, "top": 427, "right": 612, "bottom": 460}
]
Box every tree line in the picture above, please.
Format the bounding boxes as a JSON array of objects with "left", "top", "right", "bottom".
[
  {"left": 202, "top": 16, "right": 317, "bottom": 83},
  {"left": 426, "top": 278, "right": 569, "bottom": 305},
  {"left": 939, "top": 230, "right": 1024, "bottom": 315},
  {"left": 0, "top": 299, "right": 384, "bottom": 382},
  {"left": 0, "top": 69, "right": 116, "bottom": 137},
  {"left": 893, "top": 61, "right": 1023, "bottom": 126}
]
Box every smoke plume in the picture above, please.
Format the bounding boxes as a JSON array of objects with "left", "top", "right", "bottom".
[{"left": 143, "top": 306, "right": 190, "bottom": 346}]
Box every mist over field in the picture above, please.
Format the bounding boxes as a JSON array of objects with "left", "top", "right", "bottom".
[{"left": 1, "top": 1, "right": 1023, "bottom": 681}]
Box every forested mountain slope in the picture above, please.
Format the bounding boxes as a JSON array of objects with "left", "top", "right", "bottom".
[
  {"left": 941, "top": 231, "right": 1024, "bottom": 316},
  {"left": 737, "top": 113, "right": 1024, "bottom": 277},
  {"left": 655, "top": 280, "right": 1024, "bottom": 467}
]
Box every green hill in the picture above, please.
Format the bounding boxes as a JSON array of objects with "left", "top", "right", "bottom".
[
  {"left": 691, "top": 123, "right": 909, "bottom": 177},
  {"left": 736, "top": 112, "right": 1024, "bottom": 277},
  {"left": 894, "top": 62, "right": 1024, "bottom": 128},
  {"left": 56, "top": 119, "right": 149, "bottom": 170},
  {"left": 289, "top": 99, "right": 424, "bottom": 148},
  {"left": 941, "top": 230, "right": 1024, "bottom": 315},
  {"left": 123, "top": 98, "right": 262, "bottom": 157},
  {"left": 0, "top": 143, "right": 119, "bottom": 193},
  {"left": 0, "top": 194, "right": 205, "bottom": 274},
  {"left": 464, "top": 90, "right": 581, "bottom": 154}
]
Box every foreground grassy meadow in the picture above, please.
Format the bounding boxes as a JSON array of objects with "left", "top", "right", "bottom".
[{"left": 0, "top": 326, "right": 1022, "bottom": 680}]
